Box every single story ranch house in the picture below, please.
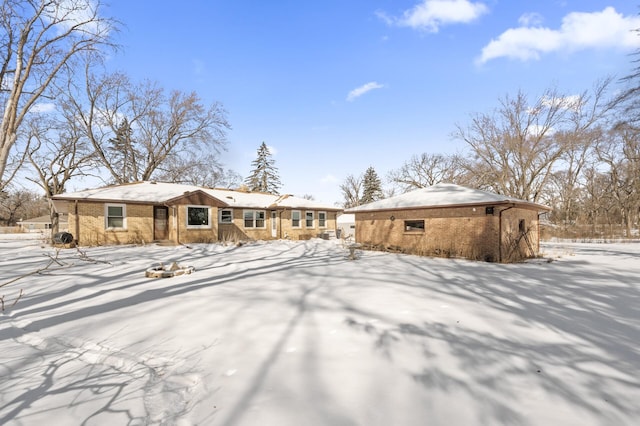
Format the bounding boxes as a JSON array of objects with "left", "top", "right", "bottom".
[
  {"left": 345, "top": 183, "right": 551, "bottom": 263},
  {"left": 51, "top": 181, "right": 341, "bottom": 246}
]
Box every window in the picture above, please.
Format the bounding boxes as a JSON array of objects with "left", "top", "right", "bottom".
[
  {"left": 187, "top": 206, "right": 210, "bottom": 228},
  {"left": 404, "top": 220, "right": 425, "bottom": 232},
  {"left": 292, "top": 210, "right": 301, "bottom": 228},
  {"left": 219, "top": 209, "right": 233, "bottom": 224},
  {"left": 485, "top": 206, "right": 494, "bottom": 215},
  {"left": 305, "top": 211, "right": 314, "bottom": 228},
  {"left": 244, "top": 210, "right": 266, "bottom": 228},
  {"left": 318, "top": 211, "right": 327, "bottom": 228},
  {"left": 519, "top": 219, "right": 526, "bottom": 233},
  {"left": 105, "top": 204, "right": 126, "bottom": 229}
]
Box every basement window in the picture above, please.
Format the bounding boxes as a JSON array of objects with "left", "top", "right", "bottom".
[{"left": 404, "top": 220, "right": 425, "bottom": 232}]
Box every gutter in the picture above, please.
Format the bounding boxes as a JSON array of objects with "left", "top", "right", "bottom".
[
  {"left": 74, "top": 200, "right": 79, "bottom": 245},
  {"left": 498, "top": 204, "right": 516, "bottom": 263}
]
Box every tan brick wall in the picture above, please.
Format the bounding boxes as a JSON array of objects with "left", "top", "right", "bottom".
[
  {"left": 355, "top": 205, "right": 541, "bottom": 262},
  {"left": 500, "top": 207, "right": 540, "bottom": 262},
  {"left": 74, "top": 202, "right": 154, "bottom": 246},
  {"left": 175, "top": 204, "right": 219, "bottom": 244},
  {"left": 217, "top": 208, "right": 339, "bottom": 241}
]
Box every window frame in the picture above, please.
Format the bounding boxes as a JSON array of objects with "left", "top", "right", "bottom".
[
  {"left": 105, "top": 204, "right": 127, "bottom": 230},
  {"left": 305, "top": 211, "right": 314, "bottom": 228},
  {"left": 318, "top": 211, "right": 327, "bottom": 228},
  {"left": 219, "top": 208, "right": 233, "bottom": 224},
  {"left": 243, "top": 209, "right": 267, "bottom": 229},
  {"left": 292, "top": 210, "right": 301, "bottom": 228},
  {"left": 186, "top": 205, "right": 212, "bottom": 229},
  {"left": 404, "top": 219, "right": 425, "bottom": 233}
]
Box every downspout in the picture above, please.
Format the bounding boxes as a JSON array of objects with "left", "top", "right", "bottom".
[
  {"left": 498, "top": 204, "right": 515, "bottom": 263},
  {"left": 279, "top": 208, "right": 285, "bottom": 239},
  {"left": 74, "top": 200, "right": 79, "bottom": 245}
]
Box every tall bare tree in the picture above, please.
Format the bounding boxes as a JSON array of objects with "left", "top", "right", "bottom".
[
  {"left": 25, "top": 104, "right": 96, "bottom": 234},
  {"left": 454, "top": 88, "right": 601, "bottom": 203},
  {"left": 0, "top": 0, "right": 115, "bottom": 190},
  {"left": 387, "top": 152, "right": 465, "bottom": 193},
  {"left": 339, "top": 173, "right": 362, "bottom": 209},
  {"left": 68, "top": 70, "right": 230, "bottom": 184}
]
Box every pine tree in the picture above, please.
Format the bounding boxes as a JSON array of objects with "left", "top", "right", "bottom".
[
  {"left": 245, "top": 142, "right": 282, "bottom": 194},
  {"left": 108, "top": 119, "right": 137, "bottom": 183},
  {"left": 360, "top": 166, "right": 384, "bottom": 204}
]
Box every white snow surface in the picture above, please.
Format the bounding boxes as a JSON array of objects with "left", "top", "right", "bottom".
[
  {"left": 1, "top": 234, "right": 639, "bottom": 425},
  {"left": 345, "top": 183, "right": 549, "bottom": 212}
]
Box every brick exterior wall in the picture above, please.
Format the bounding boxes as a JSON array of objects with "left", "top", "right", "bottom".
[
  {"left": 354, "top": 205, "right": 541, "bottom": 262},
  {"left": 72, "top": 202, "right": 154, "bottom": 246},
  {"left": 218, "top": 208, "right": 338, "bottom": 241},
  {"left": 66, "top": 201, "right": 339, "bottom": 246}
]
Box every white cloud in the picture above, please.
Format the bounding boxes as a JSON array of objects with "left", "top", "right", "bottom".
[
  {"left": 518, "top": 12, "right": 544, "bottom": 27},
  {"left": 320, "top": 174, "right": 338, "bottom": 184},
  {"left": 346, "top": 82, "right": 384, "bottom": 102},
  {"left": 379, "top": 0, "right": 488, "bottom": 33},
  {"left": 478, "top": 7, "right": 640, "bottom": 64},
  {"left": 30, "top": 103, "right": 57, "bottom": 113}
]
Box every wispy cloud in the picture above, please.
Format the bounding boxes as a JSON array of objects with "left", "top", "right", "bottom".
[
  {"left": 478, "top": 7, "right": 640, "bottom": 64},
  {"left": 346, "top": 82, "right": 384, "bottom": 102},
  {"left": 377, "top": 0, "right": 488, "bottom": 33},
  {"left": 30, "top": 103, "right": 56, "bottom": 113}
]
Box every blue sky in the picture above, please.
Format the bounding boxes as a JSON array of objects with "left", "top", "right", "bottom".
[{"left": 100, "top": 0, "right": 640, "bottom": 205}]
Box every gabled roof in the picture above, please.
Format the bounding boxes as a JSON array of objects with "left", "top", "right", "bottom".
[
  {"left": 51, "top": 181, "right": 341, "bottom": 211},
  {"left": 345, "top": 183, "right": 550, "bottom": 212}
]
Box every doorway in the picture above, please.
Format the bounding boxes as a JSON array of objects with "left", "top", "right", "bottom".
[{"left": 154, "top": 206, "right": 169, "bottom": 240}]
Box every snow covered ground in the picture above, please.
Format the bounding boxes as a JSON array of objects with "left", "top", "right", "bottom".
[{"left": 1, "top": 234, "right": 639, "bottom": 426}]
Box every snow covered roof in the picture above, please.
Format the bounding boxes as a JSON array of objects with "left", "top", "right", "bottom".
[
  {"left": 345, "top": 183, "right": 550, "bottom": 212},
  {"left": 51, "top": 181, "right": 341, "bottom": 211}
]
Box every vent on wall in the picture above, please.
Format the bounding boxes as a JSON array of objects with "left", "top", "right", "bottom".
[{"left": 486, "top": 207, "right": 494, "bottom": 215}]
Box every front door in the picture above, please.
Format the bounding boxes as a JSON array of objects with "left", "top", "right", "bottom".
[
  {"left": 271, "top": 211, "right": 277, "bottom": 238},
  {"left": 154, "top": 206, "right": 169, "bottom": 240}
]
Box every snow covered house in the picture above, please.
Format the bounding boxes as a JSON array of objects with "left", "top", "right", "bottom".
[
  {"left": 345, "top": 183, "right": 551, "bottom": 263},
  {"left": 50, "top": 181, "right": 341, "bottom": 246}
]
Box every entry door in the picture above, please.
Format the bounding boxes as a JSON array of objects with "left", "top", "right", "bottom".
[
  {"left": 154, "top": 206, "right": 169, "bottom": 240},
  {"left": 271, "top": 211, "right": 277, "bottom": 238}
]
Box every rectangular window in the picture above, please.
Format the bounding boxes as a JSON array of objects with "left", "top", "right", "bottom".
[
  {"left": 318, "top": 211, "right": 327, "bottom": 228},
  {"left": 187, "top": 206, "right": 211, "bottom": 228},
  {"left": 305, "top": 211, "right": 314, "bottom": 228},
  {"left": 244, "top": 210, "right": 266, "bottom": 228},
  {"left": 105, "top": 204, "right": 126, "bottom": 229},
  {"left": 219, "top": 209, "right": 233, "bottom": 224},
  {"left": 404, "top": 220, "right": 425, "bottom": 232},
  {"left": 292, "top": 210, "right": 301, "bottom": 228}
]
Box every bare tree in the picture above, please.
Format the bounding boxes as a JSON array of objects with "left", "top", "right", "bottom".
[
  {"left": 596, "top": 123, "right": 640, "bottom": 237},
  {"left": 340, "top": 173, "right": 362, "bottom": 209},
  {"left": 67, "top": 70, "right": 230, "bottom": 184},
  {"left": 387, "top": 152, "right": 465, "bottom": 193},
  {"left": 454, "top": 88, "right": 597, "bottom": 203},
  {"left": 155, "top": 152, "right": 242, "bottom": 188},
  {"left": 25, "top": 105, "right": 96, "bottom": 234},
  {"left": 0, "top": 0, "right": 116, "bottom": 190},
  {"left": 0, "top": 187, "right": 46, "bottom": 226}
]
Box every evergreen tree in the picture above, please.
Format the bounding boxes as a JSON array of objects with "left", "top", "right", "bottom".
[
  {"left": 108, "top": 119, "right": 137, "bottom": 183},
  {"left": 360, "top": 166, "right": 384, "bottom": 204},
  {"left": 245, "top": 142, "right": 282, "bottom": 194}
]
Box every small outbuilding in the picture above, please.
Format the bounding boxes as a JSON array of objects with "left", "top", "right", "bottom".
[{"left": 345, "top": 183, "right": 551, "bottom": 263}]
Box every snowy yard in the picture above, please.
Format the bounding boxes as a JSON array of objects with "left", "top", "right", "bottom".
[{"left": 1, "top": 234, "right": 639, "bottom": 426}]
